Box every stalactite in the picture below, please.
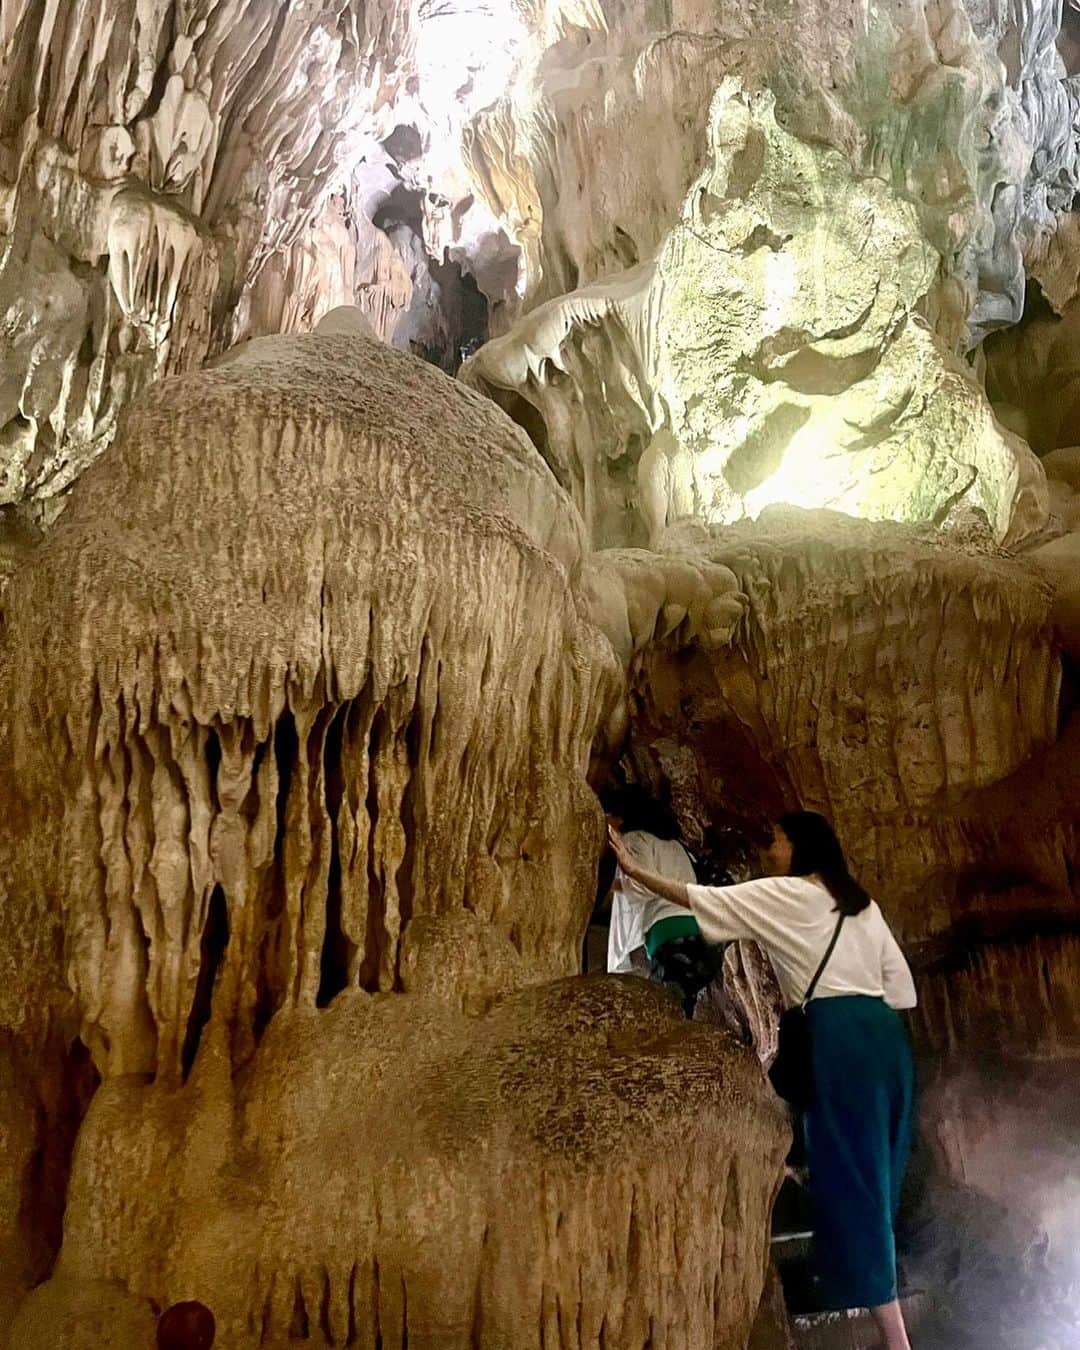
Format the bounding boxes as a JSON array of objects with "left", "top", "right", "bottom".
[
  {"left": 0, "top": 0, "right": 415, "bottom": 519},
  {"left": 630, "top": 509, "right": 1065, "bottom": 938},
  {"left": 0, "top": 329, "right": 620, "bottom": 1083}
]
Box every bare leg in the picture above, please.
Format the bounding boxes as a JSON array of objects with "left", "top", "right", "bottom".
[{"left": 870, "top": 1299, "right": 911, "bottom": 1350}]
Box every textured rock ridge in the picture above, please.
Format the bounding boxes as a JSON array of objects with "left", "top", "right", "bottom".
[
  {"left": 628, "top": 509, "right": 1065, "bottom": 938},
  {"left": 0, "top": 331, "right": 619, "bottom": 1083},
  {"left": 0, "top": 0, "right": 413, "bottom": 519},
  {"left": 11, "top": 980, "right": 789, "bottom": 1349}
]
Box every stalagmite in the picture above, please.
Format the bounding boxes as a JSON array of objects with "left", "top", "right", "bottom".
[
  {"left": 12, "top": 980, "right": 788, "bottom": 1348},
  {"left": 0, "top": 328, "right": 789, "bottom": 1344}
]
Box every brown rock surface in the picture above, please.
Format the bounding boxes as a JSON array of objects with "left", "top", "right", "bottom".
[
  {"left": 630, "top": 509, "right": 1066, "bottom": 940},
  {"left": 7, "top": 2, "right": 1080, "bottom": 1344},
  {"left": 0, "top": 330, "right": 618, "bottom": 1084},
  {"left": 1030, "top": 531, "right": 1080, "bottom": 659},
  {"left": 14, "top": 979, "right": 788, "bottom": 1350}
]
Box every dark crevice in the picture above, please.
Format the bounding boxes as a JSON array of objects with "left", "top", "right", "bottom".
[
  {"left": 402, "top": 1277, "right": 409, "bottom": 1349},
  {"left": 269, "top": 710, "right": 299, "bottom": 911},
  {"left": 124, "top": 10, "right": 177, "bottom": 133},
  {"left": 429, "top": 256, "right": 489, "bottom": 371},
  {"left": 910, "top": 911, "right": 1080, "bottom": 976},
  {"left": 16, "top": 1034, "right": 99, "bottom": 1288},
  {"left": 372, "top": 183, "right": 424, "bottom": 236},
  {"left": 205, "top": 726, "right": 223, "bottom": 814},
  {"left": 75, "top": 322, "right": 96, "bottom": 369},
  {"left": 492, "top": 391, "right": 556, "bottom": 476},
  {"left": 358, "top": 710, "right": 387, "bottom": 991},
  {"left": 290, "top": 1277, "right": 310, "bottom": 1338},
  {"left": 739, "top": 222, "right": 790, "bottom": 254},
  {"left": 318, "top": 702, "right": 353, "bottom": 1006},
  {"left": 382, "top": 123, "right": 423, "bottom": 164},
  {"left": 319, "top": 1268, "right": 334, "bottom": 1344},
  {"left": 1058, "top": 652, "right": 1079, "bottom": 733},
  {"left": 249, "top": 721, "right": 288, "bottom": 1042},
  {"left": 181, "top": 884, "right": 230, "bottom": 1079},
  {"left": 612, "top": 225, "right": 638, "bottom": 266},
  {"left": 393, "top": 674, "right": 429, "bottom": 986},
  {"left": 371, "top": 185, "right": 489, "bottom": 370},
  {"left": 1, "top": 3, "right": 44, "bottom": 139},
  {"left": 373, "top": 1253, "right": 383, "bottom": 1350},
  {"left": 469, "top": 1225, "right": 488, "bottom": 1346},
  {"left": 347, "top": 1261, "right": 358, "bottom": 1345}
]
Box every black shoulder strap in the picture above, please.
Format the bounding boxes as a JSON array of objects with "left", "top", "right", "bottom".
[{"left": 801, "top": 914, "right": 845, "bottom": 1007}]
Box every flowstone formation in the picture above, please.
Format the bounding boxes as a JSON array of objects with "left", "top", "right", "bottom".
[
  {"left": 0, "top": 329, "right": 788, "bottom": 1344},
  {"left": 464, "top": 79, "right": 1045, "bottom": 549},
  {"left": 629, "top": 509, "right": 1066, "bottom": 933},
  {"left": 1, "top": 327, "right": 617, "bottom": 1081},
  {"left": 13, "top": 980, "right": 788, "bottom": 1349},
  {"left": 461, "top": 1, "right": 1054, "bottom": 549}
]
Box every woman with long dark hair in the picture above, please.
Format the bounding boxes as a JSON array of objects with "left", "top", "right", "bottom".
[{"left": 608, "top": 810, "right": 917, "bottom": 1350}]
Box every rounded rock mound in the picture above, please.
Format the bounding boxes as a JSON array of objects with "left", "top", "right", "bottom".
[
  {"left": 0, "top": 331, "right": 617, "bottom": 1081},
  {"left": 17, "top": 978, "right": 787, "bottom": 1350}
]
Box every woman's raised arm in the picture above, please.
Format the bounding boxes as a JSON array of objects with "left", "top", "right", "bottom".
[{"left": 607, "top": 824, "right": 693, "bottom": 909}]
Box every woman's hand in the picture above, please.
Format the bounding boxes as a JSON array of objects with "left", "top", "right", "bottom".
[
  {"left": 607, "top": 822, "right": 693, "bottom": 910},
  {"left": 608, "top": 823, "right": 637, "bottom": 876}
]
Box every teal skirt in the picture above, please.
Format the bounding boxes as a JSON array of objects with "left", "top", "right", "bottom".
[{"left": 805, "top": 995, "right": 915, "bottom": 1311}]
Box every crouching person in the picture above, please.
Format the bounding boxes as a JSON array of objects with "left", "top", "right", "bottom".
[{"left": 604, "top": 785, "right": 721, "bottom": 1015}]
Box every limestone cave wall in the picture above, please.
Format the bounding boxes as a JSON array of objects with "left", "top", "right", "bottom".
[
  {"left": 4, "top": 0, "right": 1080, "bottom": 1347},
  {"left": 0, "top": 0, "right": 523, "bottom": 531}
]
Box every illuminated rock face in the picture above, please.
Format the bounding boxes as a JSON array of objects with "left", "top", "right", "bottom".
[
  {"left": 468, "top": 0, "right": 1035, "bottom": 334},
  {"left": 463, "top": 51, "right": 1048, "bottom": 548},
  {"left": 2, "top": 0, "right": 1076, "bottom": 531},
  {"left": 0, "top": 0, "right": 526, "bottom": 523}
]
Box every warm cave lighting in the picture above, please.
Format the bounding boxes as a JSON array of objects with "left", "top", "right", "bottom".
[
  {"left": 742, "top": 439, "right": 836, "bottom": 518},
  {"left": 414, "top": 0, "right": 527, "bottom": 120}
]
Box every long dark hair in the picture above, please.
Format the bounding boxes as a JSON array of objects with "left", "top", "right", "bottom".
[{"left": 778, "top": 811, "right": 871, "bottom": 916}]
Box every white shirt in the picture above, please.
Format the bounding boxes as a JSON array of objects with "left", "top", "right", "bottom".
[
  {"left": 687, "top": 874, "right": 917, "bottom": 1010},
  {"left": 607, "top": 832, "right": 698, "bottom": 973}
]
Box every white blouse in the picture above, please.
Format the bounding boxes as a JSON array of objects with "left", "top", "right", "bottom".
[
  {"left": 687, "top": 874, "right": 917, "bottom": 1011},
  {"left": 608, "top": 831, "right": 698, "bottom": 973}
]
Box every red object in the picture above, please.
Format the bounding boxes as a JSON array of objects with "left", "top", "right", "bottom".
[{"left": 156, "top": 1301, "right": 215, "bottom": 1349}]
